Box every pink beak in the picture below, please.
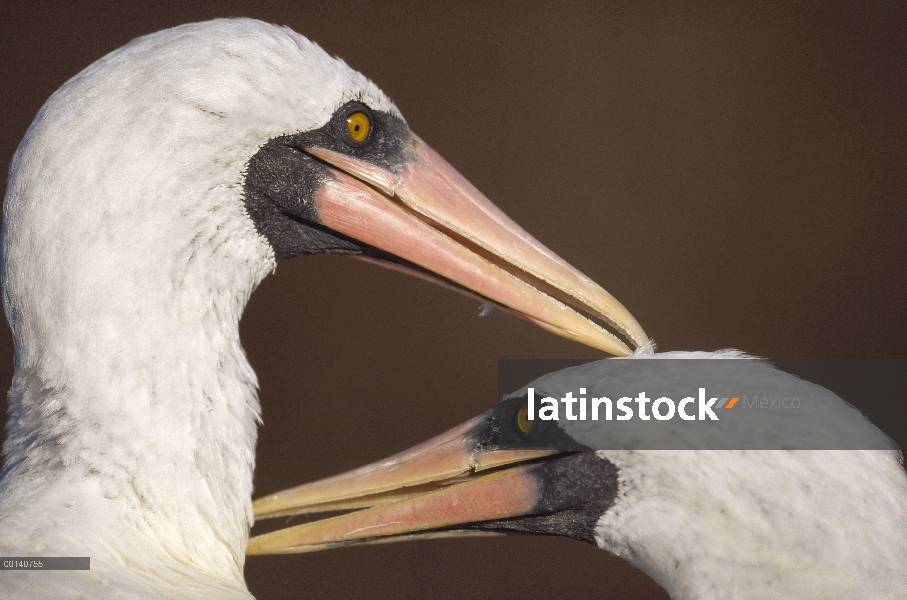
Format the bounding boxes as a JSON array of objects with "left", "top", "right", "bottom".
[
  {"left": 305, "top": 136, "right": 647, "bottom": 356},
  {"left": 248, "top": 412, "right": 564, "bottom": 554}
]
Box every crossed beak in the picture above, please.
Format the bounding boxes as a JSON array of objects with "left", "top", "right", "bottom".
[{"left": 305, "top": 136, "right": 647, "bottom": 355}]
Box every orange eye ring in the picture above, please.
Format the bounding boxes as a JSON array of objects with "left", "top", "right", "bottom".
[
  {"left": 346, "top": 111, "right": 371, "bottom": 143},
  {"left": 516, "top": 406, "right": 534, "bottom": 435}
]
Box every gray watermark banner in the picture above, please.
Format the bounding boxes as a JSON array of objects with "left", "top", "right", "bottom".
[
  {"left": 0, "top": 557, "right": 90, "bottom": 570},
  {"left": 498, "top": 358, "right": 906, "bottom": 450}
]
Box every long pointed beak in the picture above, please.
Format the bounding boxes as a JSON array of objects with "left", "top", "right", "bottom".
[
  {"left": 247, "top": 462, "right": 543, "bottom": 554},
  {"left": 249, "top": 415, "right": 562, "bottom": 555},
  {"left": 306, "top": 136, "right": 646, "bottom": 355},
  {"left": 253, "top": 414, "right": 556, "bottom": 520}
]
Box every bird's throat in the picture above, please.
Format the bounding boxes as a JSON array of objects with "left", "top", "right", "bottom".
[{"left": 0, "top": 282, "right": 266, "bottom": 585}]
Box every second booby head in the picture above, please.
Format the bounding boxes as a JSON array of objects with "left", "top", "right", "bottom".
[{"left": 250, "top": 353, "right": 907, "bottom": 600}]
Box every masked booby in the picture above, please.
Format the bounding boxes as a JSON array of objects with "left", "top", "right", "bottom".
[
  {"left": 0, "top": 18, "right": 647, "bottom": 599},
  {"left": 250, "top": 352, "right": 907, "bottom": 600}
]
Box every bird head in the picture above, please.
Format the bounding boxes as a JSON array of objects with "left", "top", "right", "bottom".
[
  {"left": 3, "top": 18, "right": 646, "bottom": 361},
  {"left": 247, "top": 355, "right": 907, "bottom": 600}
]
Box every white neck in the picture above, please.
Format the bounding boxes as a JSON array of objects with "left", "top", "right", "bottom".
[
  {"left": 0, "top": 179, "right": 273, "bottom": 592},
  {"left": 596, "top": 449, "right": 907, "bottom": 600},
  {"left": 0, "top": 18, "right": 403, "bottom": 597}
]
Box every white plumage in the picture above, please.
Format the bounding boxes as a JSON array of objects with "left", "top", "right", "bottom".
[
  {"left": 0, "top": 19, "right": 399, "bottom": 598},
  {"left": 3, "top": 16, "right": 905, "bottom": 600},
  {"left": 246, "top": 350, "right": 907, "bottom": 599},
  {"left": 540, "top": 353, "right": 907, "bottom": 599},
  {"left": 596, "top": 447, "right": 907, "bottom": 598}
]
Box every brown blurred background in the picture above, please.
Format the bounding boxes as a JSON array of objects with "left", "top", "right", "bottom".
[{"left": 2, "top": 1, "right": 905, "bottom": 598}]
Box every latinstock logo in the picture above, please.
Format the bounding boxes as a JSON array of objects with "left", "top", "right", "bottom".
[
  {"left": 525, "top": 388, "right": 743, "bottom": 421},
  {"left": 500, "top": 358, "right": 900, "bottom": 450}
]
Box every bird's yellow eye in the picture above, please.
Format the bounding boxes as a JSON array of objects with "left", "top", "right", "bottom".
[
  {"left": 346, "top": 111, "right": 371, "bottom": 142},
  {"left": 516, "top": 406, "right": 534, "bottom": 435}
]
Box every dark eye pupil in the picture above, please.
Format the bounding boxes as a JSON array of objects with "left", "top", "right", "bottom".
[{"left": 354, "top": 125, "right": 360, "bottom": 132}]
